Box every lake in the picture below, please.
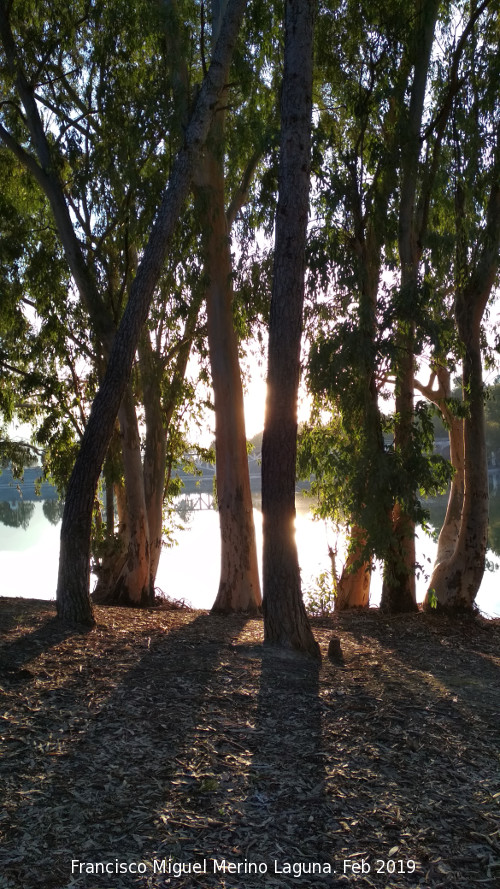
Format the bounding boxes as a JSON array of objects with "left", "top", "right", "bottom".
[{"left": 1, "top": 489, "right": 499, "bottom": 618}]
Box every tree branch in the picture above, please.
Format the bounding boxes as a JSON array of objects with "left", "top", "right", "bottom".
[{"left": 226, "top": 148, "right": 262, "bottom": 229}]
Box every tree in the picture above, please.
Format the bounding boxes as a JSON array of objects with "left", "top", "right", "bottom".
[
  {"left": 0, "top": 0, "right": 203, "bottom": 607},
  {"left": 380, "top": 0, "right": 440, "bottom": 612},
  {"left": 424, "top": 43, "right": 500, "bottom": 610},
  {"left": 192, "top": 0, "right": 275, "bottom": 614},
  {"left": 300, "top": 0, "right": 490, "bottom": 614},
  {"left": 54, "top": 0, "right": 249, "bottom": 623},
  {"left": 299, "top": 0, "right": 432, "bottom": 610},
  {"left": 261, "top": 0, "right": 320, "bottom": 658}
]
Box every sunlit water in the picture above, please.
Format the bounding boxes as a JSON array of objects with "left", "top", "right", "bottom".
[{"left": 0, "top": 495, "right": 499, "bottom": 618}]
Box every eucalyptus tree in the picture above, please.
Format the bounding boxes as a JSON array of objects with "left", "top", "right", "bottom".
[
  {"left": 0, "top": 0, "right": 249, "bottom": 623},
  {"left": 163, "top": 0, "right": 279, "bottom": 614},
  {"left": 261, "top": 0, "right": 320, "bottom": 658},
  {"left": 379, "top": 0, "right": 441, "bottom": 611},
  {"left": 0, "top": 0, "right": 201, "bottom": 607},
  {"left": 423, "top": 4, "right": 500, "bottom": 610},
  {"left": 300, "top": 0, "right": 437, "bottom": 610},
  {"left": 301, "top": 0, "right": 411, "bottom": 609},
  {"left": 300, "top": 0, "right": 491, "bottom": 612},
  {"left": 54, "top": 0, "right": 249, "bottom": 623}
]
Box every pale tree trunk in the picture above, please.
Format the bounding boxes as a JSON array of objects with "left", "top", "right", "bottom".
[
  {"left": 424, "top": 153, "right": 500, "bottom": 610},
  {"left": 194, "top": 149, "right": 261, "bottom": 613},
  {"left": 381, "top": 0, "right": 439, "bottom": 613},
  {"left": 56, "top": 0, "right": 248, "bottom": 623},
  {"left": 335, "top": 527, "right": 370, "bottom": 610},
  {"left": 192, "top": 0, "right": 261, "bottom": 614},
  {"left": 415, "top": 366, "right": 465, "bottom": 570},
  {"left": 434, "top": 414, "right": 465, "bottom": 566},
  {"left": 425, "top": 327, "right": 488, "bottom": 609},
  {"left": 261, "top": 0, "right": 320, "bottom": 658}
]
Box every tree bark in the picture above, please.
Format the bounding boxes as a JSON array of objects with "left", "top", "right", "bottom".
[
  {"left": 204, "top": 176, "right": 262, "bottom": 613},
  {"left": 261, "top": 0, "right": 319, "bottom": 658},
  {"left": 139, "top": 336, "right": 167, "bottom": 593},
  {"left": 424, "top": 146, "right": 500, "bottom": 610},
  {"left": 56, "top": 0, "right": 248, "bottom": 623},
  {"left": 335, "top": 527, "right": 371, "bottom": 611},
  {"left": 187, "top": 0, "right": 261, "bottom": 614},
  {"left": 424, "top": 322, "right": 488, "bottom": 609},
  {"left": 416, "top": 367, "right": 465, "bottom": 571},
  {"left": 381, "top": 0, "right": 439, "bottom": 613},
  {"left": 113, "top": 386, "right": 152, "bottom": 605}
]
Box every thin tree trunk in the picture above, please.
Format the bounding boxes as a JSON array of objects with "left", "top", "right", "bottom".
[
  {"left": 139, "top": 336, "right": 167, "bottom": 593},
  {"left": 194, "top": 148, "right": 261, "bottom": 613},
  {"left": 114, "top": 387, "right": 152, "bottom": 604},
  {"left": 191, "top": 0, "right": 261, "bottom": 614},
  {"left": 93, "top": 428, "right": 130, "bottom": 602},
  {"left": 261, "top": 0, "right": 319, "bottom": 658},
  {"left": 381, "top": 0, "right": 439, "bottom": 613},
  {"left": 56, "top": 0, "right": 248, "bottom": 623}
]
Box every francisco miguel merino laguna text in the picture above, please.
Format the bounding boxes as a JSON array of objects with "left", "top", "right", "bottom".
[{"left": 71, "top": 858, "right": 334, "bottom": 877}]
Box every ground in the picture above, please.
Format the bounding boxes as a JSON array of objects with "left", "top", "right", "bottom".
[{"left": 0, "top": 598, "right": 499, "bottom": 889}]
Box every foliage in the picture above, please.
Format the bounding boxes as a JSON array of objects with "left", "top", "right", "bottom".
[{"left": 303, "top": 569, "right": 337, "bottom": 617}]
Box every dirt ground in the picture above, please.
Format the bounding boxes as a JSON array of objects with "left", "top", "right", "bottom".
[{"left": 0, "top": 598, "right": 499, "bottom": 889}]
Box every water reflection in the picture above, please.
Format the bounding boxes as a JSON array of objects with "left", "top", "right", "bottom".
[
  {"left": 42, "top": 499, "right": 65, "bottom": 525},
  {"left": 424, "top": 477, "right": 500, "bottom": 559},
  {"left": 1, "top": 480, "right": 499, "bottom": 617},
  {"left": 0, "top": 501, "right": 35, "bottom": 529}
]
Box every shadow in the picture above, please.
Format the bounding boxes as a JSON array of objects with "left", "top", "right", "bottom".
[
  {"left": 0, "top": 610, "right": 80, "bottom": 681},
  {"left": 2, "top": 605, "right": 499, "bottom": 889},
  {"left": 314, "top": 611, "right": 500, "bottom": 886},
  {"left": 343, "top": 611, "right": 500, "bottom": 727},
  {"left": 232, "top": 643, "right": 329, "bottom": 887},
  {"left": 0, "top": 611, "right": 250, "bottom": 889},
  {"left": 0, "top": 597, "right": 56, "bottom": 638}
]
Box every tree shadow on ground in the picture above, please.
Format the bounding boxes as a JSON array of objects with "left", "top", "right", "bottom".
[
  {"left": 0, "top": 602, "right": 86, "bottom": 681},
  {"left": 1, "top": 605, "right": 499, "bottom": 889},
  {"left": 234, "top": 643, "right": 327, "bottom": 887},
  {"left": 313, "top": 611, "right": 500, "bottom": 887},
  {"left": 0, "top": 610, "right": 249, "bottom": 889},
  {"left": 339, "top": 611, "right": 500, "bottom": 726}
]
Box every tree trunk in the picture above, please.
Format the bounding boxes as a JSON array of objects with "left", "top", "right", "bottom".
[
  {"left": 434, "top": 413, "right": 465, "bottom": 567},
  {"left": 114, "top": 388, "right": 152, "bottom": 605},
  {"left": 424, "top": 153, "right": 500, "bottom": 610},
  {"left": 56, "top": 0, "right": 248, "bottom": 623},
  {"left": 190, "top": 0, "right": 261, "bottom": 614},
  {"left": 206, "top": 218, "right": 262, "bottom": 613},
  {"left": 261, "top": 0, "right": 319, "bottom": 658},
  {"left": 335, "top": 528, "right": 371, "bottom": 611},
  {"left": 416, "top": 367, "right": 465, "bottom": 571},
  {"left": 93, "top": 385, "right": 152, "bottom": 605},
  {"left": 424, "top": 323, "right": 488, "bottom": 609},
  {"left": 381, "top": 0, "right": 439, "bottom": 613},
  {"left": 194, "top": 149, "right": 261, "bottom": 613},
  {"left": 140, "top": 336, "right": 167, "bottom": 593}
]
